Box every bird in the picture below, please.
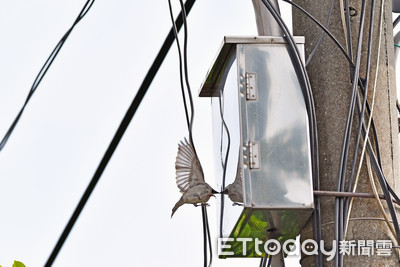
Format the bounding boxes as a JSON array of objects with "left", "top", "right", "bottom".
[
  {"left": 171, "top": 138, "right": 218, "bottom": 218},
  {"left": 222, "top": 156, "right": 244, "bottom": 205}
]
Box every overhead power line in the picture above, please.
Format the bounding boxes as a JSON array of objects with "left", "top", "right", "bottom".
[
  {"left": 0, "top": 0, "right": 95, "bottom": 152},
  {"left": 44, "top": 0, "right": 196, "bottom": 266}
]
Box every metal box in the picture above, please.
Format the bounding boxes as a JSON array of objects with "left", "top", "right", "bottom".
[{"left": 199, "top": 36, "right": 314, "bottom": 257}]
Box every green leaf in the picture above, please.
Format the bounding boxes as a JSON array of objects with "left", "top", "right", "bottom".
[{"left": 13, "top": 261, "right": 25, "bottom": 267}]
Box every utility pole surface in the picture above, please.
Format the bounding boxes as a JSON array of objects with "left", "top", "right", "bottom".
[{"left": 293, "top": 0, "right": 400, "bottom": 266}]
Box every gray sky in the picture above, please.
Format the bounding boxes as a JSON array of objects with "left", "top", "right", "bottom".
[{"left": 0, "top": 0, "right": 300, "bottom": 266}]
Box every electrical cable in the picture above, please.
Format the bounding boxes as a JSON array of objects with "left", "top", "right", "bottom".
[
  {"left": 260, "top": 1, "right": 321, "bottom": 265},
  {"left": 168, "top": 0, "right": 190, "bottom": 128},
  {"left": 44, "top": 1, "right": 197, "bottom": 266},
  {"left": 173, "top": 0, "right": 213, "bottom": 265},
  {"left": 218, "top": 94, "right": 231, "bottom": 239},
  {"left": 343, "top": 0, "right": 376, "bottom": 236},
  {"left": 283, "top": 1, "right": 400, "bottom": 266},
  {"left": 394, "top": 14, "right": 400, "bottom": 28},
  {"left": 339, "top": 0, "right": 349, "bottom": 54},
  {"left": 366, "top": 139, "right": 400, "bottom": 246},
  {"left": 282, "top": 0, "right": 353, "bottom": 66},
  {"left": 344, "top": 0, "right": 353, "bottom": 62},
  {"left": 305, "top": 0, "right": 335, "bottom": 66},
  {"left": 201, "top": 206, "right": 207, "bottom": 267},
  {"left": 334, "top": 1, "right": 367, "bottom": 265},
  {"left": 344, "top": 0, "right": 400, "bottom": 251},
  {"left": 179, "top": 0, "right": 195, "bottom": 146},
  {"left": 204, "top": 204, "right": 213, "bottom": 267},
  {"left": 259, "top": 253, "right": 270, "bottom": 267},
  {"left": 0, "top": 0, "right": 95, "bottom": 152},
  {"left": 366, "top": 153, "right": 397, "bottom": 241}
]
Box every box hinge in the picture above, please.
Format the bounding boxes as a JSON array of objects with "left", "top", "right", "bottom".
[
  {"left": 246, "top": 72, "right": 257, "bottom": 100},
  {"left": 249, "top": 141, "right": 260, "bottom": 169}
]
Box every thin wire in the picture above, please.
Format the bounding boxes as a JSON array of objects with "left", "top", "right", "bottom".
[
  {"left": 167, "top": 0, "right": 190, "bottom": 128},
  {"left": 302, "top": 217, "right": 400, "bottom": 236},
  {"left": 282, "top": 0, "right": 383, "bottom": 150},
  {"left": 366, "top": 140, "right": 400, "bottom": 245},
  {"left": 260, "top": 253, "right": 269, "bottom": 267},
  {"left": 44, "top": 1, "right": 197, "bottom": 266},
  {"left": 366, "top": 153, "right": 397, "bottom": 241},
  {"left": 344, "top": 0, "right": 353, "bottom": 62},
  {"left": 344, "top": 0, "right": 381, "bottom": 239},
  {"left": 305, "top": 0, "right": 335, "bottom": 66},
  {"left": 335, "top": 1, "right": 367, "bottom": 265},
  {"left": 394, "top": 14, "right": 400, "bottom": 28},
  {"left": 204, "top": 205, "right": 213, "bottom": 267},
  {"left": 282, "top": 0, "right": 353, "bottom": 65},
  {"left": 284, "top": 1, "right": 400, "bottom": 265},
  {"left": 201, "top": 206, "right": 207, "bottom": 267},
  {"left": 177, "top": 1, "right": 213, "bottom": 265},
  {"left": 218, "top": 94, "right": 231, "bottom": 239},
  {"left": 178, "top": 0, "right": 195, "bottom": 145},
  {"left": 0, "top": 0, "right": 95, "bottom": 152},
  {"left": 339, "top": 0, "right": 349, "bottom": 54}
]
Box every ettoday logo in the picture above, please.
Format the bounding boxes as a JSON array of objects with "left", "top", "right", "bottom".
[{"left": 218, "top": 238, "right": 393, "bottom": 260}]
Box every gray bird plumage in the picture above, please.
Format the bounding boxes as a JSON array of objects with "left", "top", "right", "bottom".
[
  {"left": 171, "top": 138, "right": 217, "bottom": 217},
  {"left": 223, "top": 157, "right": 244, "bottom": 204}
]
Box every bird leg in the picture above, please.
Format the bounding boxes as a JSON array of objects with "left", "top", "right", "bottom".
[{"left": 193, "top": 203, "right": 210, "bottom": 207}]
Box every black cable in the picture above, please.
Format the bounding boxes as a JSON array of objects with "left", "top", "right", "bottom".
[
  {"left": 335, "top": 1, "right": 367, "bottom": 265},
  {"left": 168, "top": 0, "right": 190, "bottom": 129},
  {"left": 260, "top": 1, "right": 321, "bottom": 266},
  {"left": 287, "top": 2, "right": 399, "bottom": 266},
  {"left": 218, "top": 94, "right": 231, "bottom": 239},
  {"left": 260, "top": 253, "right": 269, "bottom": 267},
  {"left": 201, "top": 206, "right": 207, "bottom": 267},
  {"left": 348, "top": 79, "right": 400, "bottom": 242},
  {"left": 174, "top": 1, "right": 213, "bottom": 265},
  {"left": 44, "top": 1, "right": 196, "bottom": 266},
  {"left": 204, "top": 205, "right": 212, "bottom": 267},
  {"left": 343, "top": 0, "right": 375, "bottom": 232},
  {"left": 178, "top": 0, "right": 195, "bottom": 145},
  {"left": 0, "top": 0, "right": 95, "bottom": 152},
  {"left": 267, "top": 256, "right": 272, "bottom": 267},
  {"left": 345, "top": 0, "right": 353, "bottom": 62},
  {"left": 305, "top": 0, "right": 334, "bottom": 66},
  {"left": 394, "top": 14, "right": 400, "bottom": 28},
  {"left": 366, "top": 140, "right": 400, "bottom": 245},
  {"left": 282, "top": 0, "right": 353, "bottom": 66}
]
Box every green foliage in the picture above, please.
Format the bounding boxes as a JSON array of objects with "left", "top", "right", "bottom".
[{"left": 12, "top": 261, "right": 25, "bottom": 267}]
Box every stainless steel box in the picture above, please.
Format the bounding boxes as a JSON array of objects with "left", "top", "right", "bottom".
[{"left": 199, "top": 36, "right": 313, "bottom": 257}]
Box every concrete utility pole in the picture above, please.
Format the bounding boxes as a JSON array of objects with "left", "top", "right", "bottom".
[{"left": 293, "top": 0, "right": 400, "bottom": 266}]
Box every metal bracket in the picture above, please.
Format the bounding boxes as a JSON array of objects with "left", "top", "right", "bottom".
[
  {"left": 246, "top": 72, "right": 257, "bottom": 100},
  {"left": 249, "top": 141, "right": 260, "bottom": 169}
]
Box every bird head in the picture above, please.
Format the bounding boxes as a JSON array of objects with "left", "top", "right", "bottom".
[{"left": 221, "top": 187, "right": 229, "bottom": 195}]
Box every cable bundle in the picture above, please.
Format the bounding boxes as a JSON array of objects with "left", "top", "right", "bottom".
[
  {"left": 271, "top": 0, "right": 400, "bottom": 266},
  {"left": 0, "top": 0, "right": 95, "bottom": 152},
  {"left": 168, "top": 1, "right": 213, "bottom": 266}
]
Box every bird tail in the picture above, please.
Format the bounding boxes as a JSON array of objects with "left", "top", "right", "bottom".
[{"left": 171, "top": 197, "right": 185, "bottom": 218}]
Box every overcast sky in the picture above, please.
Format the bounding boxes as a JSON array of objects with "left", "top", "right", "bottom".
[{"left": 0, "top": 1, "right": 300, "bottom": 266}]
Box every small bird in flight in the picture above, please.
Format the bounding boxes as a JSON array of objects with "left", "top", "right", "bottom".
[
  {"left": 171, "top": 138, "right": 218, "bottom": 217},
  {"left": 222, "top": 156, "right": 244, "bottom": 205}
]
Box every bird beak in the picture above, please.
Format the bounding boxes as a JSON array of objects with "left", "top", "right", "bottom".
[{"left": 212, "top": 189, "right": 219, "bottom": 194}]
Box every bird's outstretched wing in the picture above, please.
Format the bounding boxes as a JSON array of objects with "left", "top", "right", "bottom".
[{"left": 175, "top": 138, "right": 204, "bottom": 193}]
